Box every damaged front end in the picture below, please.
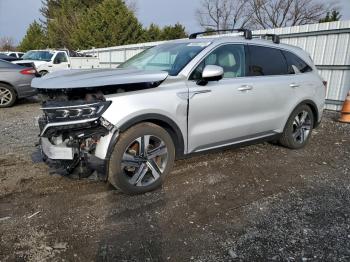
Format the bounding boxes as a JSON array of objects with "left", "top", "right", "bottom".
[
  {"left": 37, "top": 89, "right": 117, "bottom": 180},
  {"left": 32, "top": 68, "right": 169, "bottom": 179}
]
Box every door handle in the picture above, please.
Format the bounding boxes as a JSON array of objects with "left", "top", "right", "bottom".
[
  {"left": 290, "top": 83, "right": 300, "bottom": 88},
  {"left": 238, "top": 85, "right": 253, "bottom": 91}
]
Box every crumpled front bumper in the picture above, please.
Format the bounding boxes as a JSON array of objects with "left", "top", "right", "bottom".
[
  {"left": 40, "top": 137, "right": 75, "bottom": 160},
  {"left": 37, "top": 115, "right": 118, "bottom": 178}
]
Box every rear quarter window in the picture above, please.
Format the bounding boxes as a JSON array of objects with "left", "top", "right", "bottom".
[
  {"left": 248, "top": 45, "right": 288, "bottom": 76},
  {"left": 282, "top": 50, "right": 312, "bottom": 74}
]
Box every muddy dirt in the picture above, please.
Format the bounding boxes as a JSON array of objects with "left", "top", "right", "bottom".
[{"left": 0, "top": 98, "right": 349, "bottom": 261}]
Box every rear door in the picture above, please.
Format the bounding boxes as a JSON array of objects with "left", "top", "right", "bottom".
[
  {"left": 244, "top": 44, "right": 295, "bottom": 132},
  {"left": 282, "top": 50, "right": 319, "bottom": 106}
]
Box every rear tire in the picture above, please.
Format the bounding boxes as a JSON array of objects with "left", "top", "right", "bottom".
[
  {"left": 108, "top": 122, "right": 175, "bottom": 195},
  {"left": 279, "top": 104, "right": 314, "bottom": 149},
  {"left": 0, "top": 84, "right": 16, "bottom": 108}
]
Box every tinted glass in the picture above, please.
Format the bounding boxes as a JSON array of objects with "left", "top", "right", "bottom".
[
  {"left": 55, "top": 52, "right": 68, "bottom": 63},
  {"left": 248, "top": 45, "right": 288, "bottom": 76},
  {"left": 9, "top": 53, "right": 16, "bottom": 57},
  {"left": 119, "top": 42, "right": 210, "bottom": 76},
  {"left": 190, "top": 44, "right": 246, "bottom": 80},
  {"left": 283, "top": 51, "right": 312, "bottom": 73}
]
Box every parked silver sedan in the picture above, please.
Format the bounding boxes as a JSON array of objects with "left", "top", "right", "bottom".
[{"left": 0, "top": 59, "right": 38, "bottom": 107}]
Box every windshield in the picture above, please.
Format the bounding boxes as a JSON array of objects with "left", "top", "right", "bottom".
[
  {"left": 119, "top": 42, "right": 211, "bottom": 76},
  {"left": 22, "top": 51, "right": 54, "bottom": 61}
]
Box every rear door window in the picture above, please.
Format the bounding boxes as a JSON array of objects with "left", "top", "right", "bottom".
[
  {"left": 283, "top": 51, "right": 312, "bottom": 74},
  {"left": 248, "top": 45, "right": 288, "bottom": 76}
]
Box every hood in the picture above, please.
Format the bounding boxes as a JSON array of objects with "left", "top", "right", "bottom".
[{"left": 31, "top": 68, "right": 169, "bottom": 89}]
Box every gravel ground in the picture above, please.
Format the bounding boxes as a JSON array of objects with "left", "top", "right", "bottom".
[{"left": 0, "top": 98, "right": 349, "bottom": 261}]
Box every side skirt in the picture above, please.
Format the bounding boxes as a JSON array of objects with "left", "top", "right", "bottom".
[{"left": 184, "top": 132, "right": 281, "bottom": 158}]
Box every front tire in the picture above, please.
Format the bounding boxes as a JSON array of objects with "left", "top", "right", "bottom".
[
  {"left": 108, "top": 122, "right": 175, "bottom": 195},
  {"left": 279, "top": 104, "right": 314, "bottom": 149},
  {"left": 39, "top": 70, "right": 48, "bottom": 76},
  {"left": 0, "top": 84, "right": 16, "bottom": 108}
]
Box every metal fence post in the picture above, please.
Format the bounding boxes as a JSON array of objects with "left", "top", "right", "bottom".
[
  {"left": 109, "top": 49, "right": 112, "bottom": 68},
  {"left": 123, "top": 48, "right": 127, "bottom": 63}
]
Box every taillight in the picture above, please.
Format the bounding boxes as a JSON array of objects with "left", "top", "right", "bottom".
[{"left": 20, "top": 68, "right": 37, "bottom": 75}]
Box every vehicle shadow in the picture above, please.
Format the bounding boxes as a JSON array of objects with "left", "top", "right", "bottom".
[
  {"left": 95, "top": 185, "right": 167, "bottom": 261},
  {"left": 16, "top": 96, "right": 40, "bottom": 105}
]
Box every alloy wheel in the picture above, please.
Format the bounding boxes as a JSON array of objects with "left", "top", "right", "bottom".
[
  {"left": 0, "top": 87, "right": 13, "bottom": 106},
  {"left": 122, "top": 135, "right": 168, "bottom": 187},
  {"left": 292, "top": 110, "right": 311, "bottom": 144}
]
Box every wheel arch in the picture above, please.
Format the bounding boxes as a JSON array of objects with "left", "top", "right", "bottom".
[
  {"left": 303, "top": 100, "right": 319, "bottom": 128},
  {"left": 285, "top": 100, "right": 319, "bottom": 130},
  {"left": 0, "top": 81, "right": 17, "bottom": 95},
  {"left": 118, "top": 113, "right": 185, "bottom": 158},
  {"left": 39, "top": 70, "right": 49, "bottom": 75},
  {"left": 0, "top": 81, "right": 18, "bottom": 98}
]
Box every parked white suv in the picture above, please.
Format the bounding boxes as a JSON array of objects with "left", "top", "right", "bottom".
[{"left": 32, "top": 29, "right": 326, "bottom": 194}]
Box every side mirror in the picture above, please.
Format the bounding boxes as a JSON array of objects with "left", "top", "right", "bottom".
[
  {"left": 202, "top": 65, "right": 224, "bottom": 81},
  {"left": 197, "top": 65, "right": 224, "bottom": 86}
]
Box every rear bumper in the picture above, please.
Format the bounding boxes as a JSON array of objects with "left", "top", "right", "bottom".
[{"left": 16, "top": 84, "right": 38, "bottom": 98}]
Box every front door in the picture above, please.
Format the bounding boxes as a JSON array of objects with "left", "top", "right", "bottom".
[
  {"left": 52, "top": 52, "right": 70, "bottom": 72},
  {"left": 187, "top": 44, "right": 259, "bottom": 152}
]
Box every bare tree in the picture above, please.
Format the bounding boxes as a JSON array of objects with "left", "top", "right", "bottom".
[
  {"left": 0, "top": 36, "right": 16, "bottom": 51},
  {"left": 246, "top": 0, "right": 338, "bottom": 29},
  {"left": 196, "top": 0, "right": 251, "bottom": 30}
]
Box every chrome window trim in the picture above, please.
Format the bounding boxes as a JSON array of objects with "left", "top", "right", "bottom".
[{"left": 181, "top": 41, "right": 313, "bottom": 81}]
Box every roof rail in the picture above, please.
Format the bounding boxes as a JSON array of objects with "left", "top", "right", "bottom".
[
  {"left": 254, "top": 34, "right": 280, "bottom": 44},
  {"left": 189, "top": 29, "right": 252, "bottom": 40}
]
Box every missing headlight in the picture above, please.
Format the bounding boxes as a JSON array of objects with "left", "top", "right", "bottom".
[
  {"left": 42, "top": 101, "right": 111, "bottom": 122},
  {"left": 100, "top": 117, "right": 114, "bottom": 131}
]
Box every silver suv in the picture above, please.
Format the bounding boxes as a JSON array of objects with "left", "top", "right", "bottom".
[{"left": 33, "top": 29, "right": 326, "bottom": 194}]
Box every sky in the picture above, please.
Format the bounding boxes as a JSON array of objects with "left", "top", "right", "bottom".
[{"left": 0, "top": 0, "right": 350, "bottom": 44}]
